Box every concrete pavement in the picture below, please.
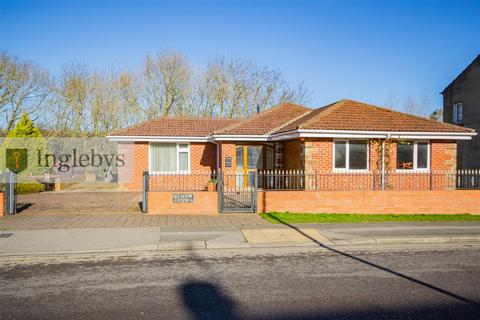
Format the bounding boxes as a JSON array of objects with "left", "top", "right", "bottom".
[{"left": 1, "top": 221, "right": 480, "bottom": 258}]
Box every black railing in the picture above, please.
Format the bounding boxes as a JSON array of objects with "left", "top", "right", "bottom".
[
  {"left": 148, "top": 171, "right": 217, "bottom": 192},
  {"left": 257, "top": 169, "right": 480, "bottom": 191},
  {"left": 144, "top": 169, "right": 480, "bottom": 192}
]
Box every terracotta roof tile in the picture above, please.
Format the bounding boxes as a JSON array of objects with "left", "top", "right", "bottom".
[
  {"left": 214, "top": 103, "right": 311, "bottom": 135},
  {"left": 109, "top": 117, "right": 240, "bottom": 137},
  {"left": 110, "top": 100, "right": 474, "bottom": 138},
  {"left": 274, "top": 99, "right": 474, "bottom": 134}
]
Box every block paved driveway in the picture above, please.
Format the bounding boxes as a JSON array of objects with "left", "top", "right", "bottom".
[
  {"left": 16, "top": 191, "right": 142, "bottom": 215},
  {"left": 0, "top": 213, "right": 268, "bottom": 230},
  {"left": 1, "top": 191, "right": 268, "bottom": 230}
]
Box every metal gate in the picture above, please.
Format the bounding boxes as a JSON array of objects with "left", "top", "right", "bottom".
[
  {"left": 218, "top": 171, "right": 257, "bottom": 213},
  {"left": 4, "top": 170, "right": 17, "bottom": 215}
]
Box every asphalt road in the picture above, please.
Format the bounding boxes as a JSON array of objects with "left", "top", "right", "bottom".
[{"left": 1, "top": 245, "right": 480, "bottom": 320}]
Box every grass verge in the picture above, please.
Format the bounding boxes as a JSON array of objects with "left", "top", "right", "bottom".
[{"left": 260, "top": 212, "right": 480, "bottom": 224}]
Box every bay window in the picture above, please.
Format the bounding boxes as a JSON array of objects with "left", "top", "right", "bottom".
[
  {"left": 396, "top": 141, "right": 429, "bottom": 171},
  {"left": 334, "top": 140, "right": 368, "bottom": 171},
  {"left": 149, "top": 143, "right": 190, "bottom": 173}
]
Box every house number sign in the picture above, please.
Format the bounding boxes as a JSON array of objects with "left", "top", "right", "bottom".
[
  {"left": 225, "top": 157, "right": 232, "bottom": 168},
  {"left": 173, "top": 193, "right": 194, "bottom": 203}
]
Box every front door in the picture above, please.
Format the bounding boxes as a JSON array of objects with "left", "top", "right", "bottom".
[{"left": 236, "top": 145, "right": 262, "bottom": 188}]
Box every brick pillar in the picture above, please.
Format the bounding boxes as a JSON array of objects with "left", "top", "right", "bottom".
[
  {"left": 118, "top": 142, "right": 148, "bottom": 191},
  {"left": 219, "top": 142, "right": 236, "bottom": 173},
  {"left": 304, "top": 138, "right": 333, "bottom": 172},
  {"left": 431, "top": 141, "right": 457, "bottom": 171}
]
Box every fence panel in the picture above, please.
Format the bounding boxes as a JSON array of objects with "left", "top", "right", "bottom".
[
  {"left": 148, "top": 171, "right": 217, "bottom": 192},
  {"left": 145, "top": 169, "right": 480, "bottom": 192}
]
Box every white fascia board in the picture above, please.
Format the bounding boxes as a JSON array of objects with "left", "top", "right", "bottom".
[
  {"left": 106, "top": 135, "right": 209, "bottom": 142},
  {"left": 269, "top": 130, "right": 476, "bottom": 141},
  {"left": 210, "top": 135, "right": 270, "bottom": 141}
]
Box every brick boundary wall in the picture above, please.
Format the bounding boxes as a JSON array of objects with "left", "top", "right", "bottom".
[
  {"left": 0, "top": 192, "right": 4, "bottom": 217},
  {"left": 147, "top": 191, "right": 218, "bottom": 215},
  {"left": 257, "top": 190, "right": 480, "bottom": 215}
]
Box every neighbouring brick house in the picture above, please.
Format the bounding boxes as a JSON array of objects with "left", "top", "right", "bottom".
[
  {"left": 442, "top": 54, "right": 480, "bottom": 169},
  {"left": 108, "top": 99, "right": 476, "bottom": 193}
]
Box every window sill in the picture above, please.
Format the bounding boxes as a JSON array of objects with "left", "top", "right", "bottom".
[
  {"left": 333, "top": 169, "right": 370, "bottom": 174},
  {"left": 395, "top": 169, "right": 430, "bottom": 174},
  {"left": 149, "top": 171, "right": 191, "bottom": 175}
]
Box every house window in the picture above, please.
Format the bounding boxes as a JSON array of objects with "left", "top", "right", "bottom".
[
  {"left": 149, "top": 143, "right": 190, "bottom": 173},
  {"left": 236, "top": 146, "right": 244, "bottom": 169},
  {"left": 266, "top": 147, "right": 274, "bottom": 170},
  {"left": 334, "top": 140, "right": 368, "bottom": 171},
  {"left": 453, "top": 103, "right": 463, "bottom": 124},
  {"left": 247, "top": 146, "right": 262, "bottom": 169},
  {"left": 396, "top": 141, "right": 429, "bottom": 171}
]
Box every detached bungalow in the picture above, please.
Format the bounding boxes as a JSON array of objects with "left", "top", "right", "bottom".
[
  {"left": 108, "top": 99, "right": 480, "bottom": 215},
  {"left": 109, "top": 99, "right": 475, "bottom": 188}
]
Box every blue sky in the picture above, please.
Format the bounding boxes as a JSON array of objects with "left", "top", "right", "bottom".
[{"left": 1, "top": 0, "right": 479, "bottom": 111}]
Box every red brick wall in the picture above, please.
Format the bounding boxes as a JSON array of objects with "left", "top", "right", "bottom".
[
  {"left": 431, "top": 140, "right": 457, "bottom": 171},
  {"left": 124, "top": 139, "right": 458, "bottom": 191},
  {"left": 191, "top": 142, "right": 217, "bottom": 171},
  {"left": 148, "top": 191, "right": 218, "bottom": 215},
  {"left": 121, "top": 142, "right": 217, "bottom": 191},
  {"left": 303, "top": 139, "right": 457, "bottom": 173},
  {"left": 219, "top": 142, "right": 236, "bottom": 173},
  {"left": 119, "top": 142, "right": 148, "bottom": 191},
  {"left": 257, "top": 190, "right": 480, "bottom": 214},
  {"left": 304, "top": 138, "right": 333, "bottom": 172}
]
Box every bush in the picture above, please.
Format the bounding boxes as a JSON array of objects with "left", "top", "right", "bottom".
[{"left": 16, "top": 182, "right": 45, "bottom": 195}]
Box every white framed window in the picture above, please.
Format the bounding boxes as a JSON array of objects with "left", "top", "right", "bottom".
[
  {"left": 149, "top": 142, "right": 190, "bottom": 173},
  {"left": 396, "top": 141, "right": 429, "bottom": 171},
  {"left": 453, "top": 102, "right": 463, "bottom": 124},
  {"left": 333, "top": 140, "right": 369, "bottom": 171}
]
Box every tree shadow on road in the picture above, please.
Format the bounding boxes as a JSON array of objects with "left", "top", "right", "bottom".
[
  {"left": 177, "top": 223, "right": 480, "bottom": 320},
  {"left": 180, "top": 279, "right": 240, "bottom": 320},
  {"left": 264, "top": 213, "right": 479, "bottom": 306}
]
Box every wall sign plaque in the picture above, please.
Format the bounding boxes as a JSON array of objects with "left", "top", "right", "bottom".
[
  {"left": 225, "top": 157, "right": 232, "bottom": 168},
  {"left": 173, "top": 193, "right": 194, "bottom": 203}
]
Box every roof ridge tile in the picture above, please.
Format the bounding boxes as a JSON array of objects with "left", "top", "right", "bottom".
[{"left": 267, "top": 109, "right": 313, "bottom": 134}]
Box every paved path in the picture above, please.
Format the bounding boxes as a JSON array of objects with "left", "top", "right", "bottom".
[
  {"left": 0, "top": 213, "right": 268, "bottom": 230},
  {"left": 17, "top": 191, "right": 142, "bottom": 215},
  {"left": 1, "top": 221, "right": 479, "bottom": 257},
  {"left": 2, "top": 246, "right": 480, "bottom": 319}
]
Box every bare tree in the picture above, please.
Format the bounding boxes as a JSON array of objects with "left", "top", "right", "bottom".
[
  {"left": 401, "top": 94, "right": 432, "bottom": 117},
  {"left": 4, "top": 50, "right": 310, "bottom": 135},
  {"left": 49, "top": 63, "right": 89, "bottom": 135},
  {"left": 142, "top": 51, "right": 190, "bottom": 118},
  {"left": 0, "top": 52, "right": 50, "bottom": 131},
  {"left": 201, "top": 57, "right": 310, "bottom": 118}
]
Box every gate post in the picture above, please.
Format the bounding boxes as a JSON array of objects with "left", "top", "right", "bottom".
[
  {"left": 217, "top": 170, "right": 223, "bottom": 213},
  {"left": 5, "top": 170, "right": 17, "bottom": 215},
  {"left": 253, "top": 171, "right": 258, "bottom": 213},
  {"left": 142, "top": 171, "right": 149, "bottom": 214}
]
